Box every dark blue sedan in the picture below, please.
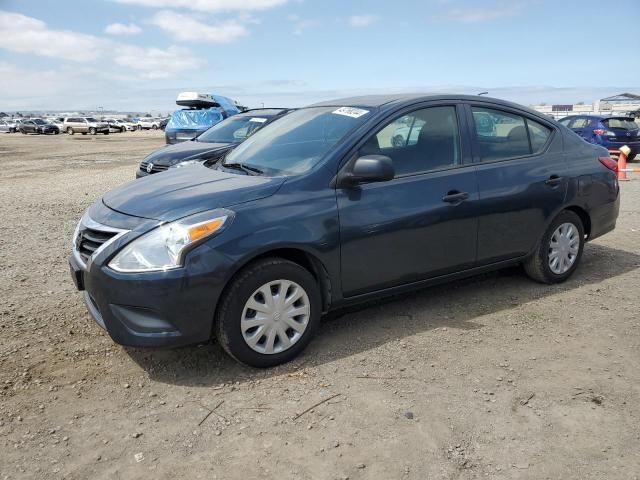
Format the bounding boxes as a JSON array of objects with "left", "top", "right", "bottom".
[
  {"left": 70, "top": 94, "right": 620, "bottom": 367},
  {"left": 558, "top": 115, "right": 640, "bottom": 160}
]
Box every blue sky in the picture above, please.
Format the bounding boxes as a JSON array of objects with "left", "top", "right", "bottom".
[{"left": 1, "top": 0, "right": 639, "bottom": 112}]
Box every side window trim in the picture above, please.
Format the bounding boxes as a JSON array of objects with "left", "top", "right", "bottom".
[{"left": 465, "top": 102, "right": 556, "bottom": 164}]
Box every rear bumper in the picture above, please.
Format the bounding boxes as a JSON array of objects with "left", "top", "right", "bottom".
[{"left": 601, "top": 139, "right": 640, "bottom": 154}]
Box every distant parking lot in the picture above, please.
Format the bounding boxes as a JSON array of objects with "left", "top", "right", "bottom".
[{"left": 1, "top": 133, "right": 639, "bottom": 479}]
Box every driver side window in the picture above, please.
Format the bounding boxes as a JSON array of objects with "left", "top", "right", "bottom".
[{"left": 359, "top": 106, "right": 460, "bottom": 177}]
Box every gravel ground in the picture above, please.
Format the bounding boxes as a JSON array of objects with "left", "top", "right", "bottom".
[{"left": 0, "top": 131, "right": 639, "bottom": 480}]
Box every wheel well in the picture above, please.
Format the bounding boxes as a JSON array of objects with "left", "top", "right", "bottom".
[
  {"left": 565, "top": 206, "right": 591, "bottom": 239},
  {"left": 230, "top": 248, "right": 332, "bottom": 313}
]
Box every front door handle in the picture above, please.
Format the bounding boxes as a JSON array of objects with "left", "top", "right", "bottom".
[
  {"left": 545, "top": 175, "right": 563, "bottom": 186},
  {"left": 442, "top": 191, "right": 469, "bottom": 204}
]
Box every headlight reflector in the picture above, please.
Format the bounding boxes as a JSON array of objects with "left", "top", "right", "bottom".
[{"left": 108, "top": 210, "right": 232, "bottom": 273}]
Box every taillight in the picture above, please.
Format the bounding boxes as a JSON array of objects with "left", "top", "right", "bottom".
[
  {"left": 599, "top": 156, "right": 618, "bottom": 173},
  {"left": 594, "top": 129, "right": 615, "bottom": 136}
]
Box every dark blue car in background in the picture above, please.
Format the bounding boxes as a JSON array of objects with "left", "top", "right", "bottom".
[
  {"left": 70, "top": 94, "right": 620, "bottom": 368},
  {"left": 558, "top": 115, "right": 640, "bottom": 160}
]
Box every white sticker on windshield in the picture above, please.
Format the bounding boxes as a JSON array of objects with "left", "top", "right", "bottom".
[
  {"left": 332, "top": 107, "right": 369, "bottom": 118},
  {"left": 249, "top": 117, "right": 267, "bottom": 123}
]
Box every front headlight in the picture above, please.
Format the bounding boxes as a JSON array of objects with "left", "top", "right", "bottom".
[
  {"left": 108, "top": 209, "right": 233, "bottom": 273},
  {"left": 169, "top": 159, "right": 202, "bottom": 169}
]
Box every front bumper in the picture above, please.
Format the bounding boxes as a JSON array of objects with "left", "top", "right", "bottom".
[{"left": 69, "top": 210, "right": 234, "bottom": 347}]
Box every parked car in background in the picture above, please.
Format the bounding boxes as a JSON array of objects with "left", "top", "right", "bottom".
[
  {"left": 164, "top": 109, "right": 224, "bottom": 144},
  {"left": 558, "top": 115, "right": 640, "bottom": 160},
  {"left": 7, "top": 119, "right": 22, "bottom": 132},
  {"left": 0, "top": 120, "right": 13, "bottom": 133},
  {"left": 70, "top": 94, "right": 619, "bottom": 367},
  {"left": 135, "top": 118, "right": 161, "bottom": 130},
  {"left": 46, "top": 118, "right": 64, "bottom": 131},
  {"left": 136, "top": 108, "right": 291, "bottom": 178},
  {"left": 103, "top": 119, "right": 128, "bottom": 133},
  {"left": 20, "top": 118, "right": 60, "bottom": 134},
  {"left": 63, "top": 117, "right": 109, "bottom": 135}
]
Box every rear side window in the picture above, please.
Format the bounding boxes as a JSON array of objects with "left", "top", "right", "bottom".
[
  {"left": 472, "top": 107, "right": 529, "bottom": 161},
  {"left": 527, "top": 119, "right": 551, "bottom": 153},
  {"left": 568, "top": 117, "right": 589, "bottom": 128},
  {"left": 471, "top": 107, "right": 552, "bottom": 161},
  {"left": 361, "top": 105, "right": 460, "bottom": 176}
]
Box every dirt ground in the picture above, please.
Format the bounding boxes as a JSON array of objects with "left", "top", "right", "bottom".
[{"left": 0, "top": 131, "right": 639, "bottom": 480}]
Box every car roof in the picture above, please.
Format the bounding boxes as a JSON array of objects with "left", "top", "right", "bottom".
[{"left": 309, "top": 93, "right": 544, "bottom": 115}]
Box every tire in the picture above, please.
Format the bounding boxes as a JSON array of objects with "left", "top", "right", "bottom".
[
  {"left": 523, "top": 210, "right": 585, "bottom": 284},
  {"left": 152, "top": 124, "right": 158, "bottom": 130},
  {"left": 82, "top": 132, "right": 87, "bottom": 135},
  {"left": 20, "top": 129, "right": 26, "bottom": 134},
  {"left": 67, "top": 127, "right": 74, "bottom": 135},
  {"left": 89, "top": 127, "right": 96, "bottom": 135},
  {"left": 214, "top": 258, "right": 322, "bottom": 368},
  {"left": 137, "top": 125, "right": 142, "bottom": 131},
  {"left": 103, "top": 131, "right": 109, "bottom": 135},
  {"left": 121, "top": 127, "right": 126, "bottom": 133}
]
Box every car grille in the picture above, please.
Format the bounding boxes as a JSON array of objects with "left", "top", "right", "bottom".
[
  {"left": 76, "top": 227, "right": 119, "bottom": 264},
  {"left": 140, "top": 161, "right": 169, "bottom": 174}
]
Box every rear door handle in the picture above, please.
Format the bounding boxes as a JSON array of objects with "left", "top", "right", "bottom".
[
  {"left": 442, "top": 191, "right": 469, "bottom": 204},
  {"left": 545, "top": 175, "right": 563, "bottom": 186}
]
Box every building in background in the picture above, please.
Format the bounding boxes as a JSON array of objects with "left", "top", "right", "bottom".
[{"left": 531, "top": 92, "right": 640, "bottom": 119}]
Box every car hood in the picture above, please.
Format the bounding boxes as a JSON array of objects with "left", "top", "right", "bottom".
[
  {"left": 144, "top": 140, "right": 231, "bottom": 166},
  {"left": 102, "top": 164, "right": 285, "bottom": 222}
]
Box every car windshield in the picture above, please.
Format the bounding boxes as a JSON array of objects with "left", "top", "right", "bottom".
[
  {"left": 33, "top": 119, "right": 47, "bottom": 125},
  {"left": 86, "top": 117, "right": 98, "bottom": 122},
  {"left": 221, "top": 106, "right": 371, "bottom": 176},
  {"left": 197, "top": 115, "right": 272, "bottom": 144},
  {"left": 602, "top": 118, "right": 638, "bottom": 130}
]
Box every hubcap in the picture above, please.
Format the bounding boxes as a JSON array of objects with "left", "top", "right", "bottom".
[
  {"left": 241, "top": 280, "right": 310, "bottom": 355},
  {"left": 548, "top": 222, "right": 580, "bottom": 274}
]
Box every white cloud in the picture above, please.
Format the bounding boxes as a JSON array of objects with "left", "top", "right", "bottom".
[
  {"left": 0, "top": 10, "right": 107, "bottom": 62},
  {"left": 443, "top": 1, "right": 524, "bottom": 23},
  {"left": 148, "top": 10, "right": 248, "bottom": 43},
  {"left": 112, "top": 0, "right": 287, "bottom": 12},
  {"left": 0, "top": 11, "right": 203, "bottom": 80},
  {"left": 113, "top": 45, "right": 204, "bottom": 79},
  {"left": 347, "top": 14, "right": 379, "bottom": 27},
  {"left": 104, "top": 22, "right": 142, "bottom": 35}
]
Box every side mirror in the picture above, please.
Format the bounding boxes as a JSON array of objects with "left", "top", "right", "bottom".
[{"left": 340, "top": 155, "right": 394, "bottom": 187}]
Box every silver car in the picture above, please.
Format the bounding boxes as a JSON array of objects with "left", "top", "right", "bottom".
[{"left": 63, "top": 117, "right": 109, "bottom": 135}]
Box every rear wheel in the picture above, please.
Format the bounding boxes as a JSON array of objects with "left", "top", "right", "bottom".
[
  {"left": 152, "top": 124, "right": 158, "bottom": 130},
  {"left": 214, "top": 258, "right": 321, "bottom": 367},
  {"left": 523, "top": 210, "right": 584, "bottom": 284}
]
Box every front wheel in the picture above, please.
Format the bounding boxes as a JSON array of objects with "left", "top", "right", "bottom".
[
  {"left": 67, "top": 127, "right": 74, "bottom": 135},
  {"left": 523, "top": 210, "right": 585, "bottom": 284},
  {"left": 152, "top": 124, "right": 158, "bottom": 130},
  {"left": 214, "top": 258, "right": 322, "bottom": 367},
  {"left": 89, "top": 127, "right": 96, "bottom": 135}
]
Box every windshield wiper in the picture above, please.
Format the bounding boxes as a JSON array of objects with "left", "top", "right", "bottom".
[{"left": 221, "top": 162, "right": 264, "bottom": 176}]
